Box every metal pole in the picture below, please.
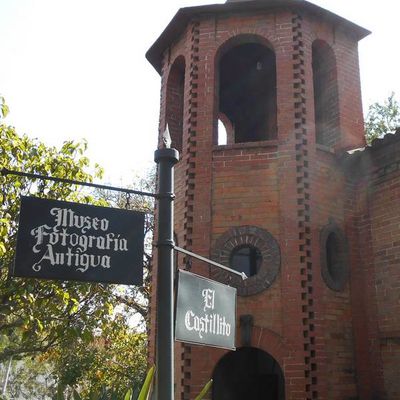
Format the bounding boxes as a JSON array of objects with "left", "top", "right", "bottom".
[
  {"left": 2, "top": 356, "right": 13, "bottom": 396},
  {"left": 1, "top": 167, "right": 157, "bottom": 198},
  {"left": 154, "top": 148, "right": 179, "bottom": 400}
]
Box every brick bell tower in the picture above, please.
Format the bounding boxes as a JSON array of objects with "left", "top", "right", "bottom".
[{"left": 147, "top": 0, "right": 370, "bottom": 399}]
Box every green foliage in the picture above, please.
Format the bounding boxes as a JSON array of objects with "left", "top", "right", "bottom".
[
  {"left": 0, "top": 96, "right": 9, "bottom": 119},
  {"left": 194, "top": 379, "right": 213, "bottom": 400},
  {"left": 52, "top": 385, "right": 137, "bottom": 400},
  {"left": 48, "top": 320, "right": 147, "bottom": 398},
  {"left": 0, "top": 104, "right": 111, "bottom": 364},
  {"left": 365, "top": 92, "right": 400, "bottom": 144},
  {"left": 195, "top": 379, "right": 213, "bottom": 400},
  {"left": 0, "top": 98, "right": 150, "bottom": 398},
  {"left": 50, "top": 364, "right": 153, "bottom": 400},
  {"left": 0, "top": 357, "right": 56, "bottom": 399}
]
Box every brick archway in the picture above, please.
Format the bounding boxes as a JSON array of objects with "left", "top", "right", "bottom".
[
  {"left": 249, "top": 326, "right": 290, "bottom": 366},
  {"left": 212, "top": 345, "right": 285, "bottom": 400}
]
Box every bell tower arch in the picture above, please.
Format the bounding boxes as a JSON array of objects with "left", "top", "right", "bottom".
[
  {"left": 216, "top": 34, "right": 277, "bottom": 143},
  {"left": 147, "top": 1, "right": 370, "bottom": 399}
]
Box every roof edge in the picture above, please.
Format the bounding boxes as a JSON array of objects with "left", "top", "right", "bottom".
[{"left": 146, "top": 0, "right": 371, "bottom": 74}]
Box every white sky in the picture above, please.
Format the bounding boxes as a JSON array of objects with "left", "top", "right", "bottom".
[{"left": 0, "top": 0, "right": 399, "bottom": 183}]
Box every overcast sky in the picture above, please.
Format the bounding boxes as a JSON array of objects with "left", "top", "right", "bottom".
[{"left": 0, "top": 0, "right": 399, "bottom": 183}]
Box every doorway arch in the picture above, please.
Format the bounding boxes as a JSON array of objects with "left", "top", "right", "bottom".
[{"left": 212, "top": 347, "right": 285, "bottom": 399}]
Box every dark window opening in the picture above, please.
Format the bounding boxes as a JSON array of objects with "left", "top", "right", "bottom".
[
  {"left": 320, "top": 224, "right": 348, "bottom": 292},
  {"left": 326, "top": 232, "right": 343, "bottom": 284},
  {"left": 219, "top": 42, "right": 277, "bottom": 144},
  {"left": 230, "top": 245, "right": 262, "bottom": 277},
  {"left": 312, "top": 40, "right": 340, "bottom": 147},
  {"left": 212, "top": 226, "right": 281, "bottom": 296},
  {"left": 166, "top": 56, "right": 185, "bottom": 153},
  {"left": 212, "top": 347, "right": 285, "bottom": 400}
]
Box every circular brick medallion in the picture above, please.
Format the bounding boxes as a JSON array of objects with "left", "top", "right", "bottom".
[{"left": 211, "top": 226, "right": 280, "bottom": 296}]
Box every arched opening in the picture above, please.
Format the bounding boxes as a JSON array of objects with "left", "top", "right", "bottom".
[
  {"left": 212, "top": 347, "right": 285, "bottom": 399},
  {"left": 218, "top": 38, "right": 277, "bottom": 144},
  {"left": 165, "top": 56, "right": 185, "bottom": 153},
  {"left": 320, "top": 223, "right": 349, "bottom": 291},
  {"left": 217, "top": 112, "right": 234, "bottom": 145},
  {"left": 312, "top": 40, "right": 340, "bottom": 147},
  {"left": 326, "top": 232, "right": 342, "bottom": 283},
  {"left": 218, "top": 120, "right": 228, "bottom": 145}
]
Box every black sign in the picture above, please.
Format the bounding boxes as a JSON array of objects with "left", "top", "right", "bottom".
[
  {"left": 175, "top": 270, "right": 236, "bottom": 350},
  {"left": 12, "top": 196, "right": 144, "bottom": 285}
]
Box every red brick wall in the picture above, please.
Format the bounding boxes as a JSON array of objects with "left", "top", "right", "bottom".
[
  {"left": 359, "top": 137, "right": 400, "bottom": 399},
  {"left": 304, "top": 11, "right": 365, "bottom": 151},
  {"left": 212, "top": 144, "right": 283, "bottom": 334},
  {"left": 149, "top": 4, "right": 369, "bottom": 399},
  {"left": 340, "top": 134, "right": 400, "bottom": 399},
  {"left": 312, "top": 150, "right": 358, "bottom": 400},
  {"left": 346, "top": 174, "right": 386, "bottom": 399}
]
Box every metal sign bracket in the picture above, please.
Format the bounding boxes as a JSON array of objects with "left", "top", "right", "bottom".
[{"left": 174, "top": 245, "right": 247, "bottom": 281}]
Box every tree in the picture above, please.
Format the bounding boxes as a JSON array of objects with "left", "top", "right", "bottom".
[
  {"left": 365, "top": 92, "right": 400, "bottom": 144},
  {"left": 0, "top": 357, "right": 56, "bottom": 400},
  {"left": 49, "top": 318, "right": 147, "bottom": 398},
  {"left": 95, "top": 172, "right": 155, "bottom": 330},
  {"left": 0, "top": 99, "right": 112, "bottom": 363},
  {"left": 44, "top": 177, "right": 155, "bottom": 399},
  {"left": 0, "top": 98, "right": 151, "bottom": 397}
]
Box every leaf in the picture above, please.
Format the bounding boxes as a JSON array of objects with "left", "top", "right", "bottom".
[
  {"left": 63, "top": 292, "right": 70, "bottom": 304},
  {"left": 194, "top": 379, "right": 213, "bottom": 400},
  {"left": 123, "top": 388, "right": 133, "bottom": 400},
  {"left": 35, "top": 318, "right": 44, "bottom": 332},
  {"left": 137, "top": 365, "right": 155, "bottom": 400},
  {"left": 0, "top": 242, "right": 6, "bottom": 255},
  {"left": 0, "top": 96, "right": 9, "bottom": 119}
]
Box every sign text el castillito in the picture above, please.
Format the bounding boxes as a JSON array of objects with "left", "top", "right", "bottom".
[{"left": 175, "top": 270, "right": 236, "bottom": 350}]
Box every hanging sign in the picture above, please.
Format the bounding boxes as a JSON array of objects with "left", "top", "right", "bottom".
[
  {"left": 175, "top": 270, "right": 236, "bottom": 350},
  {"left": 12, "top": 196, "right": 145, "bottom": 285}
]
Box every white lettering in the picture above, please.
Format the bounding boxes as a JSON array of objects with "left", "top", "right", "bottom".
[
  {"left": 29, "top": 206, "right": 131, "bottom": 276},
  {"left": 49, "top": 207, "right": 110, "bottom": 234},
  {"left": 31, "top": 225, "right": 51, "bottom": 253},
  {"left": 202, "top": 288, "right": 215, "bottom": 311},
  {"left": 183, "top": 310, "right": 231, "bottom": 340},
  {"left": 32, "top": 244, "right": 55, "bottom": 271},
  {"left": 100, "top": 218, "right": 109, "bottom": 231}
]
